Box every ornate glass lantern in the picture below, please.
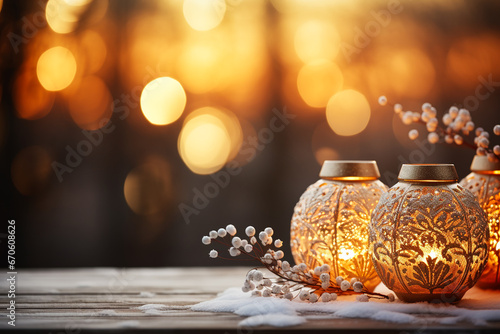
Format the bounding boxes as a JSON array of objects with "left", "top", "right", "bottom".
[
  {"left": 460, "top": 155, "right": 500, "bottom": 288},
  {"left": 290, "top": 160, "right": 388, "bottom": 290},
  {"left": 370, "top": 164, "right": 489, "bottom": 303}
]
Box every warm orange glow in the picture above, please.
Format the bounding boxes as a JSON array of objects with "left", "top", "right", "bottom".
[
  {"left": 121, "top": 13, "right": 172, "bottom": 89},
  {"left": 178, "top": 112, "right": 232, "bottom": 175},
  {"left": 177, "top": 41, "right": 224, "bottom": 94},
  {"left": 326, "top": 89, "right": 370, "bottom": 136},
  {"left": 445, "top": 35, "right": 500, "bottom": 92},
  {"left": 68, "top": 76, "right": 112, "bottom": 130},
  {"left": 183, "top": 0, "right": 226, "bottom": 31},
  {"left": 475, "top": 170, "right": 500, "bottom": 175},
  {"left": 294, "top": 20, "right": 340, "bottom": 63},
  {"left": 11, "top": 146, "right": 52, "bottom": 196},
  {"left": 297, "top": 60, "right": 343, "bottom": 108},
  {"left": 314, "top": 147, "right": 339, "bottom": 166},
  {"left": 14, "top": 68, "right": 54, "bottom": 120},
  {"left": 140, "top": 77, "right": 186, "bottom": 126},
  {"left": 37, "top": 46, "right": 77, "bottom": 91},
  {"left": 385, "top": 48, "right": 435, "bottom": 98},
  {"left": 124, "top": 156, "right": 172, "bottom": 215},
  {"left": 327, "top": 176, "right": 378, "bottom": 182},
  {"left": 79, "top": 30, "right": 107, "bottom": 74}
]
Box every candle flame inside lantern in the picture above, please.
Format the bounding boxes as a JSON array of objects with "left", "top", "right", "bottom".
[
  {"left": 338, "top": 248, "right": 355, "bottom": 261},
  {"left": 428, "top": 250, "right": 438, "bottom": 260}
]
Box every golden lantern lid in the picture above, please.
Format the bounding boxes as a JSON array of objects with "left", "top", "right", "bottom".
[
  {"left": 319, "top": 160, "right": 380, "bottom": 181},
  {"left": 470, "top": 155, "right": 500, "bottom": 174},
  {"left": 398, "top": 164, "right": 458, "bottom": 183}
]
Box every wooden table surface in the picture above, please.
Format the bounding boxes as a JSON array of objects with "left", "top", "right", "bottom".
[{"left": 0, "top": 267, "right": 499, "bottom": 333}]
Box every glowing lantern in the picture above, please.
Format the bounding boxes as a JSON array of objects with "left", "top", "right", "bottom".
[
  {"left": 460, "top": 155, "right": 500, "bottom": 288},
  {"left": 370, "top": 164, "right": 489, "bottom": 302},
  {"left": 290, "top": 160, "right": 388, "bottom": 290}
]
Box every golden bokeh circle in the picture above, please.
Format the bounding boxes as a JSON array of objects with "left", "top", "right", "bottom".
[
  {"left": 37, "top": 46, "right": 77, "bottom": 91},
  {"left": 326, "top": 89, "right": 371, "bottom": 136},
  {"left": 140, "top": 77, "right": 187, "bottom": 126}
]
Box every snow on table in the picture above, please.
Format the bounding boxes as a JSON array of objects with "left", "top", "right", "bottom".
[{"left": 191, "top": 287, "right": 500, "bottom": 327}]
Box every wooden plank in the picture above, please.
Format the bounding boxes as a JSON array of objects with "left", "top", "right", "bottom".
[
  {"left": 0, "top": 267, "right": 250, "bottom": 294},
  {"left": 0, "top": 293, "right": 214, "bottom": 307},
  {"left": 0, "top": 268, "right": 499, "bottom": 333}
]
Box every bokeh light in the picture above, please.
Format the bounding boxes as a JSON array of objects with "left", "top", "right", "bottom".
[
  {"left": 37, "top": 46, "right": 77, "bottom": 91},
  {"left": 377, "top": 48, "right": 435, "bottom": 99},
  {"left": 121, "top": 12, "right": 173, "bottom": 89},
  {"left": 294, "top": 20, "right": 340, "bottom": 63},
  {"left": 46, "top": 0, "right": 92, "bottom": 34},
  {"left": 297, "top": 60, "right": 343, "bottom": 108},
  {"left": 79, "top": 30, "right": 107, "bottom": 74},
  {"left": 177, "top": 41, "right": 225, "bottom": 94},
  {"left": 140, "top": 77, "right": 187, "bottom": 126},
  {"left": 326, "top": 89, "right": 371, "bottom": 136},
  {"left": 446, "top": 34, "right": 500, "bottom": 92},
  {"left": 14, "top": 67, "right": 55, "bottom": 120},
  {"left": 124, "top": 156, "right": 172, "bottom": 216},
  {"left": 178, "top": 109, "right": 234, "bottom": 175},
  {"left": 183, "top": 0, "right": 226, "bottom": 31},
  {"left": 11, "top": 146, "right": 52, "bottom": 196},
  {"left": 186, "top": 107, "right": 243, "bottom": 161},
  {"left": 68, "top": 75, "right": 112, "bottom": 130},
  {"left": 314, "top": 147, "right": 340, "bottom": 166}
]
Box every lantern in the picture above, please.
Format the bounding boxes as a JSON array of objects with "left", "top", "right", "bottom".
[
  {"left": 290, "top": 160, "right": 388, "bottom": 290},
  {"left": 370, "top": 164, "right": 489, "bottom": 303},
  {"left": 460, "top": 155, "right": 500, "bottom": 288}
]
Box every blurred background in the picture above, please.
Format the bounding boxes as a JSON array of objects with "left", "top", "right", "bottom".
[{"left": 2, "top": 0, "right": 500, "bottom": 267}]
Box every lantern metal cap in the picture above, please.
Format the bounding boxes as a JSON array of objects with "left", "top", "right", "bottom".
[
  {"left": 398, "top": 164, "right": 458, "bottom": 183},
  {"left": 319, "top": 160, "right": 380, "bottom": 181},
  {"left": 470, "top": 155, "right": 500, "bottom": 174}
]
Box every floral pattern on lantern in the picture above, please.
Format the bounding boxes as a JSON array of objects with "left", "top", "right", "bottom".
[
  {"left": 460, "top": 155, "right": 500, "bottom": 288},
  {"left": 370, "top": 164, "right": 489, "bottom": 303},
  {"left": 291, "top": 161, "right": 388, "bottom": 291}
]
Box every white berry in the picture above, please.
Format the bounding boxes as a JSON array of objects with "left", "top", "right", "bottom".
[
  {"left": 408, "top": 129, "right": 419, "bottom": 140},
  {"left": 494, "top": 145, "right": 500, "bottom": 156},
  {"left": 394, "top": 104, "right": 403, "bottom": 113},
  {"left": 454, "top": 135, "right": 463, "bottom": 145},
  {"left": 217, "top": 228, "right": 227, "bottom": 237},
  {"left": 226, "top": 224, "right": 237, "bottom": 236},
  {"left": 494, "top": 125, "right": 500, "bottom": 136},
  {"left": 378, "top": 96, "right": 387, "bottom": 106},
  {"left": 428, "top": 132, "right": 439, "bottom": 144},
  {"left": 245, "top": 226, "right": 255, "bottom": 237}
]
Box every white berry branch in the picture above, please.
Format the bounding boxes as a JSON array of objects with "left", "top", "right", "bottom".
[
  {"left": 378, "top": 96, "right": 500, "bottom": 161},
  {"left": 202, "top": 224, "right": 394, "bottom": 303}
]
